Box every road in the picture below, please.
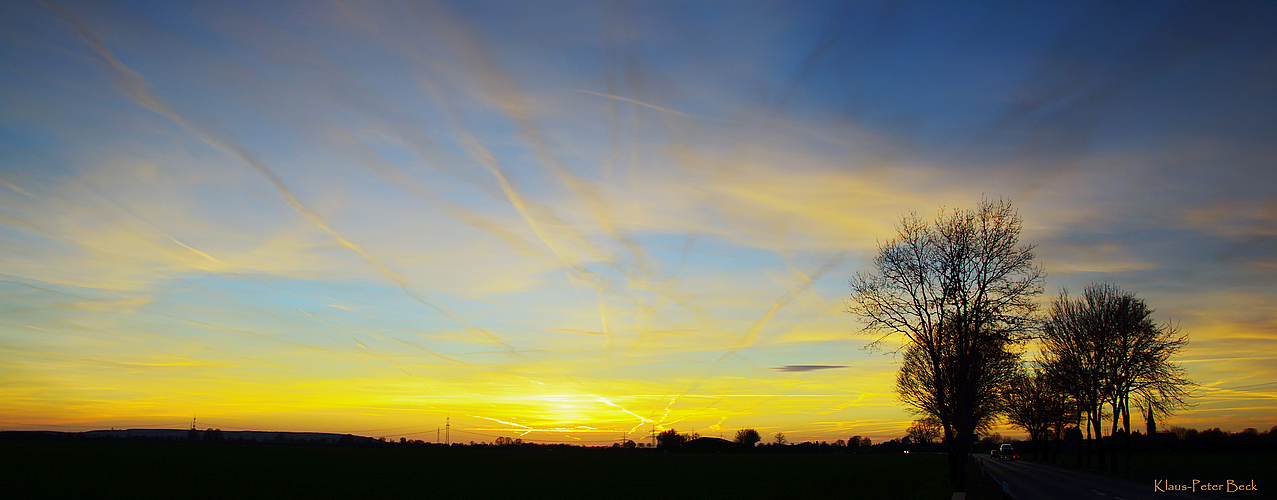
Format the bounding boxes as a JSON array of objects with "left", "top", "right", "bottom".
[{"left": 974, "top": 454, "right": 1230, "bottom": 500}]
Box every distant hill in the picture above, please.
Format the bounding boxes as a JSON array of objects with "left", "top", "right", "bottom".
[
  {"left": 682, "top": 436, "right": 739, "bottom": 452},
  {"left": 3, "top": 429, "right": 380, "bottom": 444}
]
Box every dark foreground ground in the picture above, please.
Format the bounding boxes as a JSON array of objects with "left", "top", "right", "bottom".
[
  {"left": 1047, "top": 452, "right": 1277, "bottom": 491},
  {"left": 977, "top": 453, "right": 1275, "bottom": 500},
  {"left": 1, "top": 439, "right": 956, "bottom": 499}
]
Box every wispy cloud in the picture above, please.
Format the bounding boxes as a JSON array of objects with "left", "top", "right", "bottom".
[{"left": 771, "top": 365, "right": 849, "bottom": 373}]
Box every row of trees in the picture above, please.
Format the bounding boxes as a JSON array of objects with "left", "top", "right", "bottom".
[
  {"left": 646, "top": 427, "right": 873, "bottom": 451},
  {"left": 848, "top": 199, "right": 1194, "bottom": 491},
  {"left": 1062, "top": 285, "right": 1190, "bottom": 472},
  {"left": 1004, "top": 284, "right": 1191, "bottom": 474}
]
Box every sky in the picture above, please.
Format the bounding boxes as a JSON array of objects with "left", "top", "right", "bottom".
[{"left": 1, "top": 0, "right": 1275, "bottom": 445}]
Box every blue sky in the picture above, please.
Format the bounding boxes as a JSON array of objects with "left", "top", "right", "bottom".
[{"left": 1, "top": 0, "right": 1275, "bottom": 443}]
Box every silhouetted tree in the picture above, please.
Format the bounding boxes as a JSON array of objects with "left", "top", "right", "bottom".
[
  {"left": 734, "top": 428, "right": 761, "bottom": 448},
  {"left": 848, "top": 198, "right": 1043, "bottom": 491},
  {"left": 1004, "top": 368, "right": 1074, "bottom": 461},
  {"left": 656, "top": 429, "right": 685, "bottom": 449},
  {"left": 202, "top": 428, "right": 223, "bottom": 443},
  {"left": 623, "top": 439, "right": 636, "bottom": 449},
  {"left": 906, "top": 417, "right": 943, "bottom": 445},
  {"left": 773, "top": 432, "right": 787, "bottom": 445},
  {"left": 1041, "top": 284, "right": 1193, "bottom": 474}
]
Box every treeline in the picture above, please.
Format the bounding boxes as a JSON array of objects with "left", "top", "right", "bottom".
[
  {"left": 1049, "top": 425, "right": 1277, "bottom": 454},
  {"left": 896, "top": 424, "right": 1277, "bottom": 456},
  {"left": 1157, "top": 426, "right": 1277, "bottom": 452}
]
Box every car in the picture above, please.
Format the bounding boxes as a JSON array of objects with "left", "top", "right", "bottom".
[
  {"left": 997, "top": 443, "right": 1018, "bottom": 461},
  {"left": 989, "top": 449, "right": 998, "bottom": 456}
]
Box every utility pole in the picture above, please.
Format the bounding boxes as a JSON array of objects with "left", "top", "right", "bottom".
[
  {"left": 445, "top": 416, "right": 450, "bottom": 445},
  {"left": 436, "top": 427, "right": 440, "bottom": 444}
]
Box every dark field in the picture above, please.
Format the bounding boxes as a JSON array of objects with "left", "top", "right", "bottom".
[
  {"left": 1, "top": 439, "right": 955, "bottom": 499},
  {"left": 1043, "top": 453, "right": 1277, "bottom": 499}
]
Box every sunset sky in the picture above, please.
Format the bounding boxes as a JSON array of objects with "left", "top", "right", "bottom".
[{"left": 2, "top": 0, "right": 1274, "bottom": 444}]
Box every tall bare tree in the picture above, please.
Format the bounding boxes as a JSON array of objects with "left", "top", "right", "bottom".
[
  {"left": 848, "top": 198, "right": 1044, "bottom": 491},
  {"left": 1041, "top": 284, "right": 1193, "bottom": 474},
  {"left": 1040, "top": 288, "right": 1109, "bottom": 469},
  {"left": 1109, "top": 293, "right": 1192, "bottom": 475}
]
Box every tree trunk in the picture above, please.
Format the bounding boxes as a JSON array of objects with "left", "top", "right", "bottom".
[
  {"left": 1092, "top": 410, "right": 1107, "bottom": 471},
  {"left": 1122, "top": 396, "right": 1133, "bottom": 476},
  {"left": 1083, "top": 412, "right": 1092, "bottom": 469},
  {"left": 1109, "top": 400, "right": 1121, "bottom": 473},
  {"left": 1052, "top": 424, "right": 1062, "bottom": 464},
  {"left": 943, "top": 423, "right": 961, "bottom": 491},
  {"left": 954, "top": 421, "right": 970, "bottom": 493}
]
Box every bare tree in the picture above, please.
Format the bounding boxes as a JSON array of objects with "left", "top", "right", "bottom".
[
  {"left": 773, "top": 432, "right": 787, "bottom": 445},
  {"left": 1041, "top": 284, "right": 1193, "bottom": 474},
  {"left": 1111, "top": 294, "right": 1192, "bottom": 474},
  {"left": 848, "top": 198, "right": 1044, "bottom": 491},
  {"left": 1004, "top": 367, "right": 1074, "bottom": 461},
  {"left": 906, "top": 417, "right": 943, "bottom": 445},
  {"left": 1040, "top": 288, "right": 1109, "bottom": 470}
]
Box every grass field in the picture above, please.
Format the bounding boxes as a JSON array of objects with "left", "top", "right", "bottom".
[{"left": 1, "top": 439, "right": 958, "bottom": 499}]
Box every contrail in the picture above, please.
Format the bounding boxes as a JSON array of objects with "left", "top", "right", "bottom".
[
  {"left": 294, "top": 308, "right": 441, "bottom": 386},
  {"left": 40, "top": 0, "right": 524, "bottom": 358},
  {"left": 2, "top": 322, "right": 221, "bottom": 370},
  {"left": 565, "top": 88, "right": 698, "bottom": 119},
  {"left": 127, "top": 325, "right": 295, "bottom": 372},
  {"left": 380, "top": 4, "right": 747, "bottom": 391},
  {"left": 411, "top": 74, "right": 611, "bottom": 295},
  {"left": 322, "top": 127, "right": 553, "bottom": 264},
  {"left": 0, "top": 174, "right": 32, "bottom": 197},
  {"left": 341, "top": 4, "right": 615, "bottom": 293},
  {"left": 658, "top": 252, "right": 849, "bottom": 417},
  {"left": 405, "top": 5, "right": 674, "bottom": 314},
  {"left": 78, "top": 180, "right": 227, "bottom": 269},
  {"left": 2, "top": 276, "right": 295, "bottom": 372},
  {"left": 148, "top": 311, "right": 368, "bottom": 361}
]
